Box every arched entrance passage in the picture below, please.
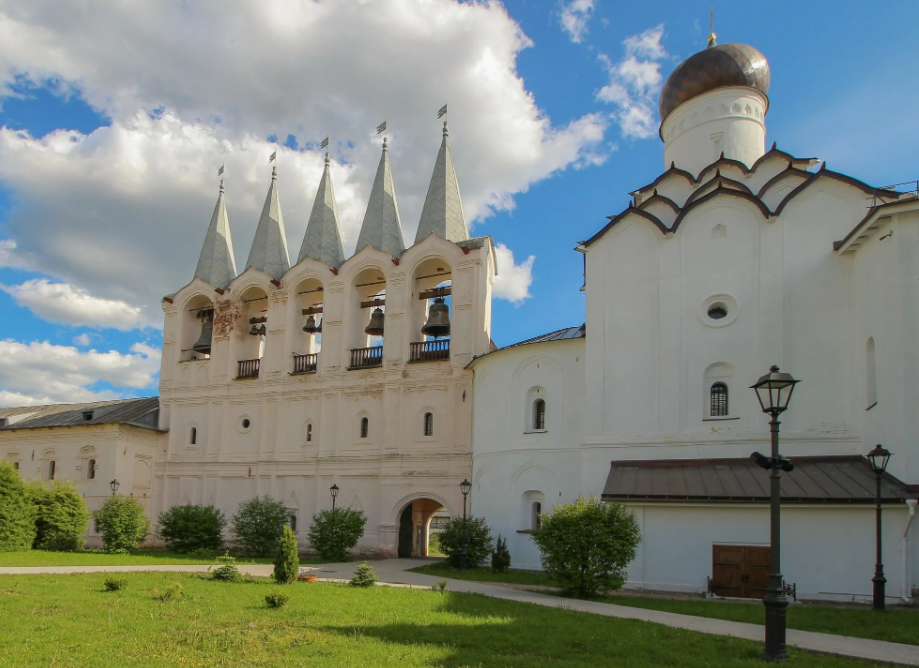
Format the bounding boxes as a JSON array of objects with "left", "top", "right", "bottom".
[{"left": 397, "top": 498, "right": 445, "bottom": 558}]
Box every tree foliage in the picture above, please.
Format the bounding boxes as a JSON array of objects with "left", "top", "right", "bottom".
[
  {"left": 273, "top": 526, "right": 299, "bottom": 584},
  {"left": 29, "top": 480, "right": 90, "bottom": 551},
  {"left": 93, "top": 495, "right": 150, "bottom": 553},
  {"left": 350, "top": 562, "right": 377, "bottom": 587},
  {"left": 531, "top": 497, "right": 641, "bottom": 598},
  {"left": 491, "top": 534, "right": 511, "bottom": 573},
  {"left": 231, "top": 497, "right": 290, "bottom": 557},
  {"left": 437, "top": 516, "right": 493, "bottom": 569},
  {"left": 307, "top": 507, "right": 367, "bottom": 562},
  {"left": 0, "top": 461, "right": 36, "bottom": 552},
  {"left": 157, "top": 504, "right": 227, "bottom": 552}
]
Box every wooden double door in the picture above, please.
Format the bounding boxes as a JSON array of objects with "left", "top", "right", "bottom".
[{"left": 711, "top": 544, "right": 771, "bottom": 599}]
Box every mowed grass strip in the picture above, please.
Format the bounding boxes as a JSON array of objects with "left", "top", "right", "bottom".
[
  {"left": 0, "top": 549, "right": 323, "bottom": 567},
  {"left": 0, "top": 572, "right": 886, "bottom": 667}
]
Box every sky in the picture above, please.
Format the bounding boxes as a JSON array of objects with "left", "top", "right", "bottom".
[{"left": 0, "top": 0, "right": 917, "bottom": 407}]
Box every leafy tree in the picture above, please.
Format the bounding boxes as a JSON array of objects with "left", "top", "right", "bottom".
[
  {"left": 0, "top": 461, "right": 36, "bottom": 552},
  {"left": 93, "top": 495, "right": 150, "bottom": 553},
  {"left": 531, "top": 497, "right": 641, "bottom": 598},
  {"left": 231, "top": 496, "right": 290, "bottom": 557},
  {"left": 157, "top": 504, "right": 226, "bottom": 552},
  {"left": 273, "top": 526, "right": 299, "bottom": 584},
  {"left": 29, "top": 480, "right": 90, "bottom": 551},
  {"left": 491, "top": 534, "right": 511, "bottom": 573},
  {"left": 437, "top": 516, "right": 493, "bottom": 569},
  {"left": 307, "top": 507, "right": 367, "bottom": 562}
]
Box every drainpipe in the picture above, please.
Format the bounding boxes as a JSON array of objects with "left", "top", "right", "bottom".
[{"left": 902, "top": 499, "right": 917, "bottom": 604}]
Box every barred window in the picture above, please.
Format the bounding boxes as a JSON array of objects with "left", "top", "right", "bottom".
[
  {"left": 190, "top": 427, "right": 197, "bottom": 445},
  {"left": 306, "top": 423, "right": 313, "bottom": 442},
  {"left": 87, "top": 458, "right": 96, "bottom": 480},
  {"left": 423, "top": 412, "right": 434, "bottom": 437},
  {"left": 48, "top": 460, "right": 56, "bottom": 480},
  {"left": 710, "top": 382, "right": 729, "bottom": 417},
  {"left": 360, "top": 417, "right": 369, "bottom": 439},
  {"left": 533, "top": 399, "right": 546, "bottom": 430}
]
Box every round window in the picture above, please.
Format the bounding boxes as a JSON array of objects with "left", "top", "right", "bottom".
[
  {"left": 699, "top": 294, "right": 738, "bottom": 328},
  {"left": 707, "top": 304, "right": 728, "bottom": 320},
  {"left": 238, "top": 416, "right": 253, "bottom": 433},
  {"left": 242, "top": 418, "right": 251, "bottom": 429}
]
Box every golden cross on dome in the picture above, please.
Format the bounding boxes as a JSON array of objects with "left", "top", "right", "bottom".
[{"left": 708, "top": 7, "right": 717, "bottom": 48}]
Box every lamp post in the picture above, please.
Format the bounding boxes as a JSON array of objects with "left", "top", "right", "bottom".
[
  {"left": 330, "top": 483, "right": 339, "bottom": 513},
  {"left": 866, "top": 444, "right": 891, "bottom": 611},
  {"left": 750, "top": 365, "right": 800, "bottom": 662},
  {"left": 459, "top": 479, "right": 471, "bottom": 571},
  {"left": 109, "top": 479, "right": 120, "bottom": 496}
]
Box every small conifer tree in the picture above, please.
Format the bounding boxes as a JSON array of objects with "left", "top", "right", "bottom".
[
  {"left": 491, "top": 534, "right": 511, "bottom": 573},
  {"left": 273, "top": 525, "right": 299, "bottom": 584}
]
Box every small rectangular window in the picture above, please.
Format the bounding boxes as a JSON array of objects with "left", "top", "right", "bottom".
[{"left": 710, "top": 383, "right": 729, "bottom": 417}]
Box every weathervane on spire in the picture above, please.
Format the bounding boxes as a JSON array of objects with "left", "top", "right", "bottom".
[{"left": 707, "top": 7, "right": 717, "bottom": 48}]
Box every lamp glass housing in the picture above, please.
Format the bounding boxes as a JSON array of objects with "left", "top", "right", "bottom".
[
  {"left": 867, "top": 444, "right": 891, "bottom": 474},
  {"left": 110, "top": 479, "right": 120, "bottom": 494},
  {"left": 330, "top": 483, "right": 340, "bottom": 499},
  {"left": 460, "top": 479, "right": 471, "bottom": 496},
  {"left": 750, "top": 365, "right": 800, "bottom": 416}
]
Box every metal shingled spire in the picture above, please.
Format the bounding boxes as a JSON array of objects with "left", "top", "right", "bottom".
[
  {"left": 298, "top": 153, "right": 346, "bottom": 268},
  {"left": 246, "top": 166, "right": 291, "bottom": 280},
  {"left": 193, "top": 178, "right": 238, "bottom": 289},
  {"left": 415, "top": 121, "right": 469, "bottom": 244},
  {"left": 354, "top": 137, "right": 406, "bottom": 258}
]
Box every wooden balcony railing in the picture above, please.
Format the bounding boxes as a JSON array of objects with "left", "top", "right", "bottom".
[
  {"left": 349, "top": 346, "right": 383, "bottom": 369},
  {"left": 292, "top": 353, "right": 318, "bottom": 374},
  {"left": 236, "top": 358, "right": 260, "bottom": 379},
  {"left": 410, "top": 340, "right": 450, "bottom": 362}
]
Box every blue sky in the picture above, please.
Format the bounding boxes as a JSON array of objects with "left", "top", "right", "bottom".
[{"left": 0, "top": 0, "right": 917, "bottom": 406}]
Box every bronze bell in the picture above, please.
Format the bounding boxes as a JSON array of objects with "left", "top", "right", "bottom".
[
  {"left": 192, "top": 318, "right": 213, "bottom": 355},
  {"left": 303, "top": 314, "right": 318, "bottom": 333},
  {"left": 365, "top": 307, "right": 385, "bottom": 336},
  {"left": 421, "top": 297, "right": 450, "bottom": 339},
  {"left": 249, "top": 324, "right": 259, "bottom": 336}
]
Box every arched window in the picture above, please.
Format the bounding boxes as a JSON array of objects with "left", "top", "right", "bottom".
[
  {"left": 423, "top": 412, "right": 434, "bottom": 436},
  {"left": 87, "top": 459, "right": 96, "bottom": 480},
  {"left": 867, "top": 337, "right": 877, "bottom": 408},
  {"left": 289, "top": 514, "right": 297, "bottom": 532},
  {"left": 190, "top": 427, "right": 197, "bottom": 445},
  {"left": 306, "top": 423, "right": 313, "bottom": 442},
  {"left": 48, "top": 461, "right": 56, "bottom": 480},
  {"left": 360, "top": 417, "right": 369, "bottom": 439},
  {"left": 13, "top": 462, "right": 19, "bottom": 471},
  {"left": 532, "top": 501, "right": 542, "bottom": 529},
  {"left": 533, "top": 399, "right": 546, "bottom": 430},
  {"left": 710, "top": 383, "right": 729, "bottom": 417}
]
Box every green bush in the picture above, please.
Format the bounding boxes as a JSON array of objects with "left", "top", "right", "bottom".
[
  {"left": 231, "top": 497, "right": 290, "bottom": 557},
  {"left": 211, "top": 551, "right": 242, "bottom": 582},
  {"left": 29, "top": 480, "right": 90, "bottom": 551},
  {"left": 437, "top": 516, "right": 493, "bottom": 569},
  {"left": 307, "top": 507, "right": 367, "bottom": 562},
  {"left": 531, "top": 497, "right": 641, "bottom": 598},
  {"left": 104, "top": 577, "right": 127, "bottom": 592},
  {"left": 156, "top": 581, "right": 182, "bottom": 602},
  {"left": 93, "top": 495, "right": 150, "bottom": 553},
  {"left": 349, "top": 562, "right": 377, "bottom": 587},
  {"left": 0, "top": 461, "right": 36, "bottom": 552},
  {"left": 265, "top": 591, "right": 289, "bottom": 609},
  {"left": 273, "top": 526, "right": 299, "bottom": 584},
  {"left": 157, "top": 504, "right": 226, "bottom": 552},
  {"left": 491, "top": 534, "right": 511, "bottom": 573}
]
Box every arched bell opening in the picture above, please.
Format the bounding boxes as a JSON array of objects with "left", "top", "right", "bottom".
[
  {"left": 181, "top": 294, "right": 215, "bottom": 361},
  {"left": 349, "top": 266, "right": 387, "bottom": 369},
  {"left": 234, "top": 285, "right": 268, "bottom": 379},
  {"left": 292, "top": 277, "right": 324, "bottom": 374},
  {"left": 410, "top": 257, "right": 452, "bottom": 363}
]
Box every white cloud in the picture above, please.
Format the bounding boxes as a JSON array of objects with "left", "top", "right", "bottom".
[
  {"left": 559, "top": 0, "right": 595, "bottom": 44},
  {"left": 72, "top": 333, "right": 91, "bottom": 346},
  {"left": 0, "top": 339, "right": 159, "bottom": 406},
  {"left": 0, "top": 239, "right": 26, "bottom": 268},
  {"left": 597, "top": 25, "right": 668, "bottom": 139},
  {"left": 493, "top": 243, "right": 535, "bottom": 305},
  {"left": 1, "top": 278, "right": 156, "bottom": 330}
]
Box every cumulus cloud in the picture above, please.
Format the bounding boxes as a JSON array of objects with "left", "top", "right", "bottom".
[
  {"left": 0, "top": 239, "right": 26, "bottom": 268},
  {"left": 72, "top": 333, "right": 91, "bottom": 346},
  {"left": 0, "top": 340, "right": 159, "bottom": 406},
  {"left": 493, "top": 243, "right": 535, "bottom": 305},
  {"left": 597, "top": 25, "right": 669, "bottom": 139},
  {"left": 1, "top": 278, "right": 157, "bottom": 330},
  {"left": 559, "top": 0, "right": 595, "bottom": 44}
]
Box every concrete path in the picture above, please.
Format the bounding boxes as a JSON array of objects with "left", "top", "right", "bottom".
[{"left": 2, "top": 559, "right": 916, "bottom": 666}]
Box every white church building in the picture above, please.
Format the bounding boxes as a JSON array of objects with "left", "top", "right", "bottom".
[{"left": 2, "top": 37, "right": 917, "bottom": 603}]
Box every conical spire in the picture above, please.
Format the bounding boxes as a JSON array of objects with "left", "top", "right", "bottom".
[
  {"left": 193, "top": 179, "right": 238, "bottom": 289},
  {"left": 246, "top": 166, "right": 290, "bottom": 280},
  {"left": 354, "top": 138, "right": 406, "bottom": 257},
  {"left": 298, "top": 154, "right": 346, "bottom": 268},
  {"left": 415, "top": 121, "right": 469, "bottom": 244}
]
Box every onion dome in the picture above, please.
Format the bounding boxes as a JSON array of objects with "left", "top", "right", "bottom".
[{"left": 659, "top": 43, "right": 770, "bottom": 122}]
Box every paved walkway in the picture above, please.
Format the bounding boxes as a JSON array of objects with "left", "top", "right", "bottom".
[{"left": 2, "top": 559, "right": 916, "bottom": 666}]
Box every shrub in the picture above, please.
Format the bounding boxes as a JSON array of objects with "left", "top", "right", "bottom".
[
  {"left": 531, "top": 497, "right": 641, "bottom": 598},
  {"left": 157, "top": 504, "right": 226, "bottom": 552},
  {"left": 231, "top": 497, "right": 290, "bottom": 557},
  {"left": 93, "top": 495, "right": 150, "bottom": 553},
  {"left": 437, "top": 516, "right": 493, "bottom": 569},
  {"left": 349, "top": 562, "right": 377, "bottom": 587},
  {"left": 273, "top": 526, "right": 299, "bottom": 584},
  {"left": 211, "top": 551, "right": 242, "bottom": 582},
  {"left": 265, "top": 591, "right": 289, "bottom": 609},
  {"left": 29, "top": 480, "right": 90, "bottom": 551},
  {"left": 104, "top": 577, "right": 128, "bottom": 592},
  {"left": 0, "top": 461, "right": 37, "bottom": 552},
  {"left": 307, "top": 507, "right": 367, "bottom": 562},
  {"left": 491, "top": 535, "right": 511, "bottom": 573},
  {"left": 157, "top": 581, "right": 182, "bottom": 602}
]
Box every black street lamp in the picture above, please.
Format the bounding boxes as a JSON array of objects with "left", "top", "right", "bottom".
[
  {"left": 867, "top": 444, "right": 891, "bottom": 611},
  {"left": 330, "top": 483, "right": 339, "bottom": 513},
  {"left": 750, "top": 365, "right": 800, "bottom": 662},
  {"left": 109, "top": 479, "right": 120, "bottom": 496},
  {"left": 459, "top": 479, "right": 471, "bottom": 571}
]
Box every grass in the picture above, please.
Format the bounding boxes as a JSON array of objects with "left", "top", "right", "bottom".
[
  {"left": 0, "top": 572, "right": 882, "bottom": 667},
  {"left": 0, "top": 549, "right": 324, "bottom": 567},
  {"left": 408, "top": 561, "right": 556, "bottom": 587}
]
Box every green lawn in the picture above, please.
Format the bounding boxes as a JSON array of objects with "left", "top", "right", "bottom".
[
  {"left": 408, "top": 561, "right": 557, "bottom": 587},
  {"left": 0, "top": 549, "right": 323, "bottom": 567},
  {"left": 0, "top": 572, "right": 882, "bottom": 667}
]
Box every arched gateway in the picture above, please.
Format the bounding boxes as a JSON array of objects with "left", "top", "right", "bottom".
[{"left": 396, "top": 498, "right": 445, "bottom": 557}]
